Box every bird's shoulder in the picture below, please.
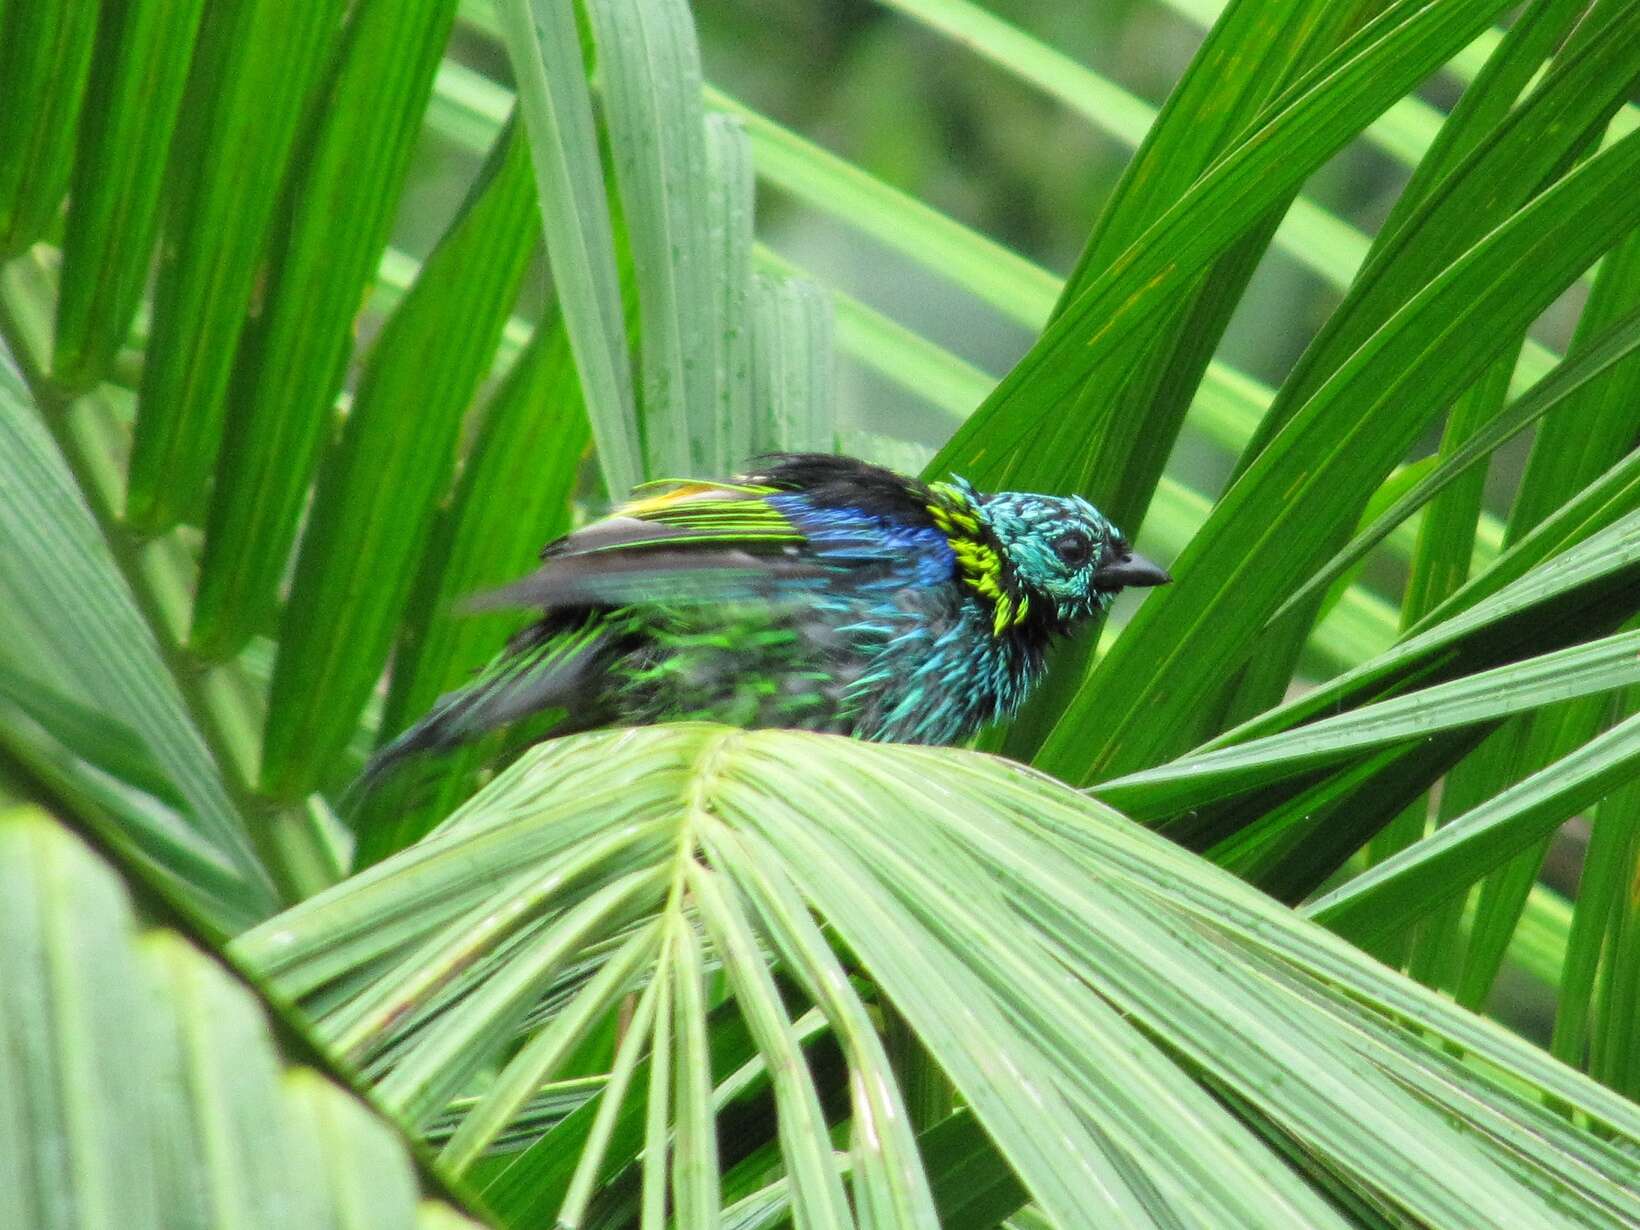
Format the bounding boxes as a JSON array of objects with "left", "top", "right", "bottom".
[{"left": 748, "top": 454, "right": 976, "bottom": 590}]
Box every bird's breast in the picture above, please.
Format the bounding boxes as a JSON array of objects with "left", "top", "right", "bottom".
[{"left": 834, "top": 588, "right": 1045, "bottom": 744}]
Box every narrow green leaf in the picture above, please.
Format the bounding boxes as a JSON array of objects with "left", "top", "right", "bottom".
[
  {"left": 750, "top": 274, "right": 835, "bottom": 454},
  {"left": 641, "top": 938, "right": 674, "bottom": 1230},
  {"left": 375, "top": 867, "right": 668, "bottom": 1131},
  {"left": 587, "top": 0, "right": 714, "bottom": 478},
  {"left": 929, "top": 0, "right": 1516, "bottom": 488},
  {"left": 1412, "top": 448, "right": 1640, "bottom": 639},
  {"left": 358, "top": 319, "right": 586, "bottom": 865},
  {"left": 1551, "top": 730, "right": 1640, "bottom": 1066},
  {"left": 1326, "top": 5, "right": 1616, "bottom": 690},
  {"left": 125, "top": 0, "right": 347, "bottom": 531},
  {"left": 260, "top": 122, "right": 536, "bottom": 800},
  {"left": 498, "top": 0, "right": 642, "bottom": 495},
  {"left": 190, "top": 0, "right": 461, "bottom": 660},
  {"left": 0, "top": 662, "right": 185, "bottom": 812},
  {"left": 688, "top": 860, "right": 855, "bottom": 1230},
  {"left": 1590, "top": 776, "right": 1640, "bottom": 1095},
  {"left": 1239, "top": 0, "right": 1630, "bottom": 470},
  {"left": 319, "top": 822, "right": 668, "bottom": 1061},
  {"left": 1061, "top": 0, "right": 1364, "bottom": 311},
  {"left": 1040, "top": 128, "right": 1640, "bottom": 784},
  {"left": 1450, "top": 693, "right": 1613, "bottom": 1010},
  {"left": 0, "top": 347, "right": 272, "bottom": 928},
  {"left": 0, "top": 0, "right": 96, "bottom": 255},
  {"left": 1468, "top": 883, "right": 1572, "bottom": 993},
  {"left": 1270, "top": 302, "right": 1640, "bottom": 628},
  {"left": 1316, "top": 457, "right": 1437, "bottom": 634},
  {"left": 706, "top": 114, "right": 755, "bottom": 473},
  {"left": 53, "top": 0, "right": 207, "bottom": 386},
  {"left": 0, "top": 732, "right": 250, "bottom": 940},
  {"left": 424, "top": 1077, "right": 604, "bottom": 1156},
  {"left": 556, "top": 969, "right": 664, "bottom": 1228},
  {"left": 1402, "top": 356, "right": 1518, "bottom": 628},
  {"left": 1381, "top": 0, "right": 1593, "bottom": 243},
  {"left": 1201, "top": 740, "right": 1449, "bottom": 891},
  {"left": 670, "top": 918, "right": 721, "bottom": 1230},
  {"left": 1307, "top": 710, "right": 1640, "bottom": 944},
  {"left": 707, "top": 823, "right": 939, "bottom": 1230},
  {"left": 1515, "top": 231, "right": 1640, "bottom": 539},
  {"left": 439, "top": 923, "right": 660, "bottom": 1173},
  {"left": 918, "top": 1111, "right": 1030, "bottom": 1229},
  {"left": 1098, "top": 628, "right": 1640, "bottom": 820}
]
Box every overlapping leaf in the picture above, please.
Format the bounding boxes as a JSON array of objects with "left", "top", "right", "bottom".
[
  {"left": 235, "top": 727, "right": 1640, "bottom": 1228},
  {"left": 0, "top": 805, "right": 483, "bottom": 1229}
]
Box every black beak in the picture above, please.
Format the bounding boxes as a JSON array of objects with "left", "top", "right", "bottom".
[{"left": 1092, "top": 550, "right": 1171, "bottom": 591}]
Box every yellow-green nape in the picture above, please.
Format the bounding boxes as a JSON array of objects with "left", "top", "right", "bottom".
[
  {"left": 928, "top": 482, "right": 1030, "bottom": 637},
  {"left": 927, "top": 481, "right": 982, "bottom": 535}
]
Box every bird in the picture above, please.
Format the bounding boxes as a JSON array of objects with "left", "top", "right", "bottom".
[{"left": 366, "top": 453, "right": 1169, "bottom": 779}]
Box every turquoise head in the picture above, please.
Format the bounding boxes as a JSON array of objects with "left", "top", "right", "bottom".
[{"left": 931, "top": 478, "right": 1170, "bottom": 635}]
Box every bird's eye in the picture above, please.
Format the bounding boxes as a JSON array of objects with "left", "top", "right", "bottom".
[{"left": 1053, "top": 531, "right": 1092, "bottom": 568}]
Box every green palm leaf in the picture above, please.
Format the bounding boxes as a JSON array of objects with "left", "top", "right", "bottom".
[
  {"left": 234, "top": 727, "right": 1640, "bottom": 1228},
  {"left": 0, "top": 805, "right": 483, "bottom": 1228}
]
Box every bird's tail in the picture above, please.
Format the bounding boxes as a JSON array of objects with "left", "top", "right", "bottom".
[{"left": 356, "top": 617, "right": 611, "bottom": 793}]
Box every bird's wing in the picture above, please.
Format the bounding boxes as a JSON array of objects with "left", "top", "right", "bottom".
[
  {"left": 358, "top": 613, "right": 612, "bottom": 786},
  {"left": 472, "top": 481, "right": 822, "bottom": 612},
  {"left": 553, "top": 481, "right": 805, "bottom": 555}
]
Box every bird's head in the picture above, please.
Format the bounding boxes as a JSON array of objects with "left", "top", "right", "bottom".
[{"left": 929, "top": 478, "right": 1170, "bottom": 636}]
